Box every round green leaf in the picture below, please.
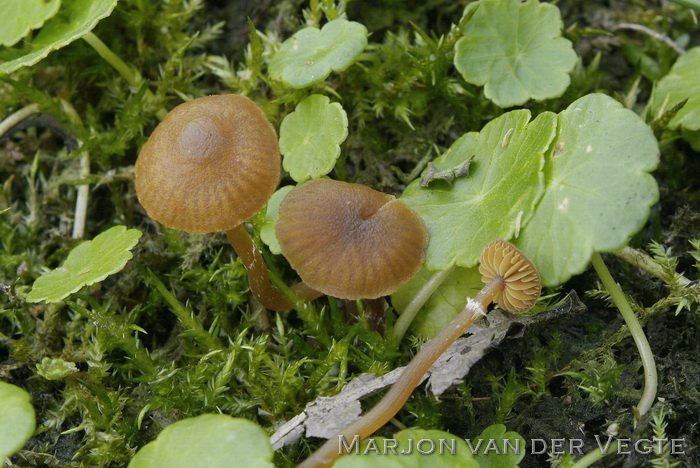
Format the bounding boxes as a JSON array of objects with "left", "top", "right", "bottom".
[
  {"left": 0, "top": 0, "right": 61, "bottom": 47},
  {"left": 473, "top": 424, "right": 525, "bottom": 468},
  {"left": 401, "top": 109, "right": 557, "bottom": 270},
  {"left": 454, "top": 0, "right": 577, "bottom": 107},
  {"left": 280, "top": 94, "right": 349, "bottom": 182},
  {"left": 335, "top": 428, "right": 480, "bottom": 467},
  {"left": 391, "top": 266, "right": 482, "bottom": 339},
  {"left": 128, "top": 414, "right": 273, "bottom": 468},
  {"left": 260, "top": 185, "right": 294, "bottom": 254},
  {"left": 27, "top": 225, "right": 142, "bottom": 303},
  {"left": 0, "top": 382, "right": 36, "bottom": 459},
  {"left": 682, "top": 128, "right": 700, "bottom": 152},
  {"left": 515, "top": 94, "right": 660, "bottom": 286},
  {"left": 650, "top": 46, "right": 700, "bottom": 131},
  {"left": 268, "top": 18, "right": 368, "bottom": 88},
  {"left": 0, "top": 0, "right": 118, "bottom": 74}
]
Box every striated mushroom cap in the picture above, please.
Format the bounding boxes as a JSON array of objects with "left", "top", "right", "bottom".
[
  {"left": 479, "top": 239, "right": 541, "bottom": 313},
  {"left": 135, "top": 94, "right": 280, "bottom": 234},
  {"left": 276, "top": 179, "right": 429, "bottom": 300}
]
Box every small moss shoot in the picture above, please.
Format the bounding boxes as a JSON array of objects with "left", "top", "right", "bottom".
[{"left": 0, "top": 0, "right": 699, "bottom": 467}]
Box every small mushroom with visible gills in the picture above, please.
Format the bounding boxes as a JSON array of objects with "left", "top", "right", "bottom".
[
  {"left": 135, "top": 94, "right": 292, "bottom": 311},
  {"left": 275, "top": 178, "right": 430, "bottom": 300},
  {"left": 299, "top": 239, "right": 541, "bottom": 468}
]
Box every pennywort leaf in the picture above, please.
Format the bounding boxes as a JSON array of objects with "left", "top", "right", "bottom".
[
  {"left": 401, "top": 109, "right": 557, "bottom": 270},
  {"left": 27, "top": 225, "right": 142, "bottom": 303},
  {"left": 128, "top": 414, "right": 273, "bottom": 468},
  {"left": 0, "top": 0, "right": 118, "bottom": 74},
  {"left": 260, "top": 185, "right": 294, "bottom": 255},
  {"left": 472, "top": 424, "right": 525, "bottom": 468},
  {"left": 280, "top": 94, "right": 349, "bottom": 182},
  {"left": 391, "top": 266, "right": 482, "bottom": 338},
  {"left": 454, "top": 0, "right": 577, "bottom": 107},
  {"left": 682, "top": 128, "right": 700, "bottom": 151},
  {"left": 0, "top": 0, "right": 61, "bottom": 47},
  {"left": 515, "top": 94, "right": 660, "bottom": 286},
  {"left": 0, "top": 382, "right": 35, "bottom": 459},
  {"left": 650, "top": 46, "right": 700, "bottom": 131},
  {"left": 268, "top": 18, "right": 368, "bottom": 88}
]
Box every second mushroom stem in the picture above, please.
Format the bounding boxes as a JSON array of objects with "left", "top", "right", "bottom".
[
  {"left": 298, "top": 275, "right": 506, "bottom": 468},
  {"left": 591, "top": 252, "right": 657, "bottom": 420}
]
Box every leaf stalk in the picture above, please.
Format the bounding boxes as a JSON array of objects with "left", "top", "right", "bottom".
[{"left": 591, "top": 252, "right": 657, "bottom": 421}]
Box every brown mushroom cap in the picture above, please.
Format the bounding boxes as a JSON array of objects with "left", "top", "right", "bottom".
[
  {"left": 276, "top": 179, "right": 429, "bottom": 300},
  {"left": 478, "top": 239, "right": 541, "bottom": 313},
  {"left": 135, "top": 94, "right": 280, "bottom": 234}
]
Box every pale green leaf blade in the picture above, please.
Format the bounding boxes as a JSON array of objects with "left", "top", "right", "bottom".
[
  {"left": 128, "top": 414, "right": 273, "bottom": 468},
  {"left": 473, "top": 424, "right": 525, "bottom": 468},
  {"left": 260, "top": 185, "right": 294, "bottom": 255},
  {"left": 335, "top": 428, "right": 480, "bottom": 467},
  {"left": 269, "top": 19, "right": 368, "bottom": 88},
  {"left": 650, "top": 46, "right": 700, "bottom": 131},
  {"left": 402, "top": 109, "right": 557, "bottom": 270},
  {"left": 391, "top": 266, "right": 482, "bottom": 338},
  {"left": 0, "top": 0, "right": 118, "bottom": 74},
  {"left": 515, "top": 94, "right": 660, "bottom": 286},
  {"left": 280, "top": 95, "right": 348, "bottom": 182},
  {"left": 0, "top": 0, "right": 61, "bottom": 47},
  {"left": 682, "top": 128, "right": 700, "bottom": 151},
  {"left": 27, "top": 225, "right": 142, "bottom": 303},
  {"left": 454, "top": 0, "right": 577, "bottom": 107},
  {"left": 0, "top": 382, "right": 36, "bottom": 459}
]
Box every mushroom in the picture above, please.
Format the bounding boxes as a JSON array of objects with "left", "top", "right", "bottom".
[
  {"left": 298, "top": 239, "right": 541, "bottom": 468},
  {"left": 276, "top": 178, "right": 429, "bottom": 300},
  {"left": 135, "top": 94, "right": 291, "bottom": 311}
]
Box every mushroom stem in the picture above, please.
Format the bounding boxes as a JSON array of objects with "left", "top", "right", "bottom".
[
  {"left": 363, "top": 298, "right": 387, "bottom": 335},
  {"left": 298, "top": 276, "right": 506, "bottom": 468},
  {"left": 591, "top": 252, "right": 657, "bottom": 421},
  {"left": 226, "top": 224, "right": 292, "bottom": 311}
]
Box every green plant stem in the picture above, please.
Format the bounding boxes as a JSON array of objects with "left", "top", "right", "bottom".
[
  {"left": 611, "top": 23, "right": 686, "bottom": 55},
  {"left": 27, "top": 152, "right": 41, "bottom": 238},
  {"left": 613, "top": 246, "right": 691, "bottom": 286},
  {"left": 388, "top": 267, "right": 453, "bottom": 347},
  {"left": 60, "top": 99, "right": 90, "bottom": 239},
  {"left": 570, "top": 440, "right": 619, "bottom": 468},
  {"left": 146, "top": 269, "right": 221, "bottom": 350},
  {"left": 72, "top": 151, "right": 90, "bottom": 239},
  {"left": 0, "top": 104, "right": 39, "bottom": 136},
  {"left": 666, "top": 0, "right": 700, "bottom": 12},
  {"left": 82, "top": 32, "right": 168, "bottom": 121},
  {"left": 83, "top": 33, "right": 140, "bottom": 87},
  {"left": 591, "top": 252, "right": 657, "bottom": 420}
]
